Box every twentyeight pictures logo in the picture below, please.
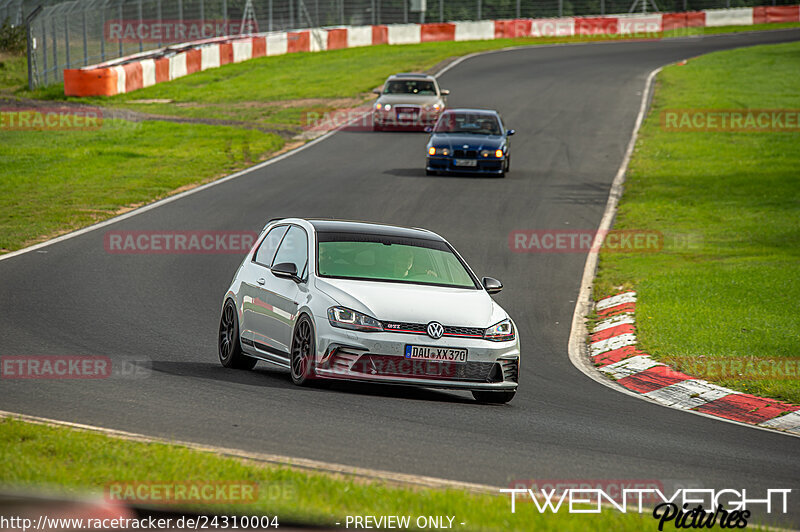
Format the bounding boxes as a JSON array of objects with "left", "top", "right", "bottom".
[{"left": 501, "top": 485, "right": 792, "bottom": 530}]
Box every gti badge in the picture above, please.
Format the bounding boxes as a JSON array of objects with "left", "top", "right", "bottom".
[{"left": 426, "top": 321, "right": 444, "bottom": 339}]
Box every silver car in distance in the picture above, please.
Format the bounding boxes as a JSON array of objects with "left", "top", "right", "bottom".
[
  {"left": 218, "top": 219, "right": 520, "bottom": 403},
  {"left": 372, "top": 73, "right": 449, "bottom": 131}
]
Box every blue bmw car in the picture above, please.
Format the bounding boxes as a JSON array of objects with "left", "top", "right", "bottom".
[{"left": 425, "top": 109, "right": 515, "bottom": 177}]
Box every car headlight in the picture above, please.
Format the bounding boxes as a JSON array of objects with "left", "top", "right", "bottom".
[
  {"left": 423, "top": 103, "right": 443, "bottom": 112},
  {"left": 327, "top": 307, "right": 383, "bottom": 332},
  {"left": 480, "top": 149, "right": 504, "bottom": 158},
  {"left": 484, "top": 319, "right": 515, "bottom": 342},
  {"left": 428, "top": 147, "right": 450, "bottom": 156}
]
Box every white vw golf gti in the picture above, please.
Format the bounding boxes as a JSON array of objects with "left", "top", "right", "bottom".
[{"left": 218, "top": 219, "right": 520, "bottom": 403}]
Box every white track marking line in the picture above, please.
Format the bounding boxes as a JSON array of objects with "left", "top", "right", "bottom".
[
  {"left": 0, "top": 410, "right": 500, "bottom": 493},
  {"left": 564, "top": 57, "right": 800, "bottom": 439},
  {"left": 3, "top": 31, "right": 796, "bottom": 262}
]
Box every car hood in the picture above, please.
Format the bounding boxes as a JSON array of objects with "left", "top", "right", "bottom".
[
  {"left": 376, "top": 94, "right": 442, "bottom": 106},
  {"left": 314, "top": 277, "right": 507, "bottom": 328},
  {"left": 428, "top": 133, "right": 504, "bottom": 150}
]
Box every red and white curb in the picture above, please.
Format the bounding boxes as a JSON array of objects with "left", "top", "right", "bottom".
[
  {"left": 63, "top": 5, "right": 800, "bottom": 96},
  {"left": 591, "top": 291, "right": 800, "bottom": 435}
]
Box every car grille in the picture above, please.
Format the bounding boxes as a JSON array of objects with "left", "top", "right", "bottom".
[
  {"left": 395, "top": 106, "right": 419, "bottom": 115},
  {"left": 382, "top": 321, "right": 485, "bottom": 338},
  {"left": 500, "top": 358, "right": 519, "bottom": 383},
  {"left": 352, "top": 354, "right": 494, "bottom": 381},
  {"left": 454, "top": 149, "right": 478, "bottom": 158}
]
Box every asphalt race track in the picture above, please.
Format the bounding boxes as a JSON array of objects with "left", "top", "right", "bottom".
[{"left": 2, "top": 29, "right": 799, "bottom": 525}]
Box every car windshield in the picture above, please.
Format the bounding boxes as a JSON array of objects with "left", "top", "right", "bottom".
[
  {"left": 317, "top": 233, "right": 477, "bottom": 289},
  {"left": 384, "top": 80, "right": 437, "bottom": 95},
  {"left": 433, "top": 112, "right": 501, "bottom": 135}
]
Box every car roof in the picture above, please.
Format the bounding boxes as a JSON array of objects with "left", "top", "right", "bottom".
[
  {"left": 441, "top": 108, "right": 500, "bottom": 116},
  {"left": 388, "top": 73, "right": 435, "bottom": 80},
  {"left": 303, "top": 219, "right": 444, "bottom": 241}
]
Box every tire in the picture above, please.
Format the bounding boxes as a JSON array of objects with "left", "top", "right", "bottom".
[
  {"left": 426, "top": 169, "right": 435, "bottom": 176},
  {"left": 218, "top": 300, "right": 257, "bottom": 370},
  {"left": 472, "top": 390, "right": 516, "bottom": 404},
  {"left": 290, "top": 315, "right": 316, "bottom": 386}
]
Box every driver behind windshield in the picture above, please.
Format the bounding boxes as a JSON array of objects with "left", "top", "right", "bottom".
[
  {"left": 434, "top": 113, "right": 500, "bottom": 135},
  {"left": 384, "top": 80, "right": 436, "bottom": 95}
]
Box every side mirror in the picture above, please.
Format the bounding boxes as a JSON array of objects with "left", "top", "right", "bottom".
[
  {"left": 372, "top": 88, "right": 382, "bottom": 95},
  {"left": 272, "top": 262, "right": 299, "bottom": 282},
  {"left": 440, "top": 89, "right": 450, "bottom": 96},
  {"left": 506, "top": 129, "right": 515, "bottom": 136},
  {"left": 424, "top": 126, "right": 433, "bottom": 133},
  {"left": 482, "top": 276, "right": 503, "bottom": 294}
]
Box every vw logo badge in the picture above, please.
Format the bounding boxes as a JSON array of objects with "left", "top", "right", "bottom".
[{"left": 426, "top": 322, "right": 444, "bottom": 339}]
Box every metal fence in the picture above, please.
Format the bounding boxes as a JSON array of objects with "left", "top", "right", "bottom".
[{"left": 7, "top": 0, "right": 793, "bottom": 88}]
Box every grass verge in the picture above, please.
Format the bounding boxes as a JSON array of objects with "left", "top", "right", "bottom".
[
  {"left": 0, "top": 417, "right": 653, "bottom": 531},
  {"left": 1, "top": 23, "right": 798, "bottom": 253},
  {"left": 594, "top": 41, "right": 800, "bottom": 404},
  {"left": 0, "top": 119, "right": 283, "bottom": 251},
  {"left": 15, "top": 23, "right": 800, "bottom": 128}
]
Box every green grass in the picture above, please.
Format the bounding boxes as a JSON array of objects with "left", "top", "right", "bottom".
[
  {"left": 0, "top": 52, "right": 27, "bottom": 93},
  {"left": 0, "top": 119, "right": 283, "bottom": 251},
  {"left": 19, "top": 23, "right": 800, "bottom": 128},
  {"left": 594, "top": 41, "right": 800, "bottom": 404},
  {"left": 2, "top": 23, "right": 798, "bottom": 252},
  {"left": 0, "top": 417, "right": 654, "bottom": 531}
]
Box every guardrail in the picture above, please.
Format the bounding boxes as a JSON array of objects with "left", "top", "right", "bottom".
[
  {"left": 16, "top": 0, "right": 800, "bottom": 88},
  {"left": 62, "top": 5, "right": 800, "bottom": 97}
]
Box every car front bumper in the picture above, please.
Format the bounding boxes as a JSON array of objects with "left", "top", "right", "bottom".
[
  {"left": 426, "top": 156, "right": 504, "bottom": 174},
  {"left": 374, "top": 111, "right": 440, "bottom": 128},
  {"left": 312, "top": 316, "right": 520, "bottom": 391}
]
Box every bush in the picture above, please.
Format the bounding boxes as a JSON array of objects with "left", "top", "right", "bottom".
[{"left": 0, "top": 17, "right": 26, "bottom": 55}]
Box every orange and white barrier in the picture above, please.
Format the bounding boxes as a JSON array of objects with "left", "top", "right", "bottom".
[{"left": 64, "top": 6, "right": 800, "bottom": 97}]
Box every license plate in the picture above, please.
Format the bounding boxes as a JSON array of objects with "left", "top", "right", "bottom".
[
  {"left": 405, "top": 345, "right": 468, "bottom": 363},
  {"left": 398, "top": 113, "right": 415, "bottom": 120},
  {"left": 455, "top": 159, "right": 477, "bottom": 167}
]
